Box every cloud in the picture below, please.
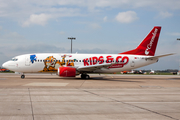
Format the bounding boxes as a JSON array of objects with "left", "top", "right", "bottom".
[
  {"left": 74, "top": 48, "right": 104, "bottom": 54},
  {"left": 169, "top": 32, "right": 180, "bottom": 36},
  {"left": 59, "top": 31, "right": 66, "bottom": 35},
  {"left": 115, "top": 11, "right": 138, "bottom": 23},
  {"left": 13, "top": 43, "right": 66, "bottom": 53},
  {"left": 159, "top": 11, "right": 173, "bottom": 18},
  {"left": 0, "top": 0, "right": 179, "bottom": 26},
  {"left": 89, "top": 23, "right": 101, "bottom": 29},
  {"left": 0, "top": 31, "right": 26, "bottom": 42},
  {"left": 1, "top": 0, "right": 178, "bottom": 11},
  {"left": 22, "top": 14, "right": 52, "bottom": 27},
  {"left": 1, "top": 1, "right": 179, "bottom": 18},
  {"left": 20, "top": 7, "right": 81, "bottom": 27},
  {"left": 103, "top": 16, "right": 107, "bottom": 22}
]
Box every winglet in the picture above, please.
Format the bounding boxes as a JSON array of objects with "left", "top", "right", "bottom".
[{"left": 120, "top": 26, "right": 161, "bottom": 56}]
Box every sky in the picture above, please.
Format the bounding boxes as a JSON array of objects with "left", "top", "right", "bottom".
[{"left": 0, "top": 0, "right": 180, "bottom": 70}]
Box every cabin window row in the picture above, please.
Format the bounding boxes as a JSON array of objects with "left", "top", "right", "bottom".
[{"left": 33, "top": 60, "right": 124, "bottom": 63}]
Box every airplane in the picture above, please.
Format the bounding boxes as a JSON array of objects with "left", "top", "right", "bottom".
[
  {"left": 2, "top": 26, "right": 174, "bottom": 79},
  {"left": 149, "top": 69, "right": 155, "bottom": 74}
]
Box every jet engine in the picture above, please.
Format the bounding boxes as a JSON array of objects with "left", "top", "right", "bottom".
[{"left": 57, "top": 67, "right": 76, "bottom": 77}]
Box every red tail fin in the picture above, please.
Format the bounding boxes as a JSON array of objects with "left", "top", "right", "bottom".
[{"left": 120, "top": 26, "right": 161, "bottom": 56}]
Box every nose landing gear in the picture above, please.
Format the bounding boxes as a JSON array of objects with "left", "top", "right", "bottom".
[{"left": 21, "top": 74, "right": 25, "bottom": 79}]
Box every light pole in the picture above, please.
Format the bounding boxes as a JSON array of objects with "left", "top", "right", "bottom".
[
  {"left": 68, "top": 37, "right": 76, "bottom": 53},
  {"left": 177, "top": 38, "right": 180, "bottom": 75}
]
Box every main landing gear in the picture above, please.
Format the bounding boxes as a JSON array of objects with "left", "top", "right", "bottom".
[
  {"left": 81, "top": 73, "right": 90, "bottom": 79},
  {"left": 21, "top": 74, "right": 25, "bottom": 79}
]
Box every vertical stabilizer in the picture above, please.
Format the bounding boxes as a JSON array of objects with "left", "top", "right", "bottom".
[{"left": 120, "top": 26, "right": 161, "bottom": 56}]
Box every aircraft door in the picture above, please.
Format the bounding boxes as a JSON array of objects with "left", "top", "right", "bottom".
[
  {"left": 25, "top": 56, "right": 30, "bottom": 66},
  {"left": 131, "top": 58, "right": 135, "bottom": 67}
]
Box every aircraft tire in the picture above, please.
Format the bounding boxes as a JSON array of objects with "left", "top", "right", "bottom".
[
  {"left": 81, "top": 74, "right": 85, "bottom": 79},
  {"left": 86, "top": 75, "right": 90, "bottom": 79},
  {"left": 81, "top": 74, "right": 90, "bottom": 79},
  {"left": 21, "top": 75, "right": 25, "bottom": 79}
]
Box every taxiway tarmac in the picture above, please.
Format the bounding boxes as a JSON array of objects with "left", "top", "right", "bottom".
[{"left": 0, "top": 73, "right": 180, "bottom": 120}]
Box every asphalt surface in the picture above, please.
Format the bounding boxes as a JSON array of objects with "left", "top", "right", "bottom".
[{"left": 0, "top": 73, "right": 180, "bottom": 120}]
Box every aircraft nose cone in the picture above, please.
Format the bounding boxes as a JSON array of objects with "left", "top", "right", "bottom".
[{"left": 2, "top": 62, "right": 8, "bottom": 69}]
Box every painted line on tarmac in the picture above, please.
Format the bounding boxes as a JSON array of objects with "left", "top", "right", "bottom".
[{"left": 23, "top": 82, "right": 69, "bottom": 86}]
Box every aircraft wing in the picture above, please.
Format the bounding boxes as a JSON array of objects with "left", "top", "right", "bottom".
[
  {"left": 77, "top": 63, "right": 116, "bottom": 72},
  {"left": 146, "top": 53, "right": 175, "bottom": 60}
]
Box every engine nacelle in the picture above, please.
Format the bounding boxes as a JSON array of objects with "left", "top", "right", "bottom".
[{"left": 57, "top": 67, "right": 76, "bottom": 77}]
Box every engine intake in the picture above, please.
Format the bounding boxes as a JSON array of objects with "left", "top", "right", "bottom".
[{"left": 57, "top": 67, "right": 76, "bottom": 77}]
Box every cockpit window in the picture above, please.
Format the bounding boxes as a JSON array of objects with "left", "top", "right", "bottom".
[{"left": 11, "top": 58, "right": 18, "bottom": 61}]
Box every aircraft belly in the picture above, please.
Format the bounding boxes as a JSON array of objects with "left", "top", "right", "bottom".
[
  {"left": 93, "top": 59, "right": 157, "bottom": 73},
  {"left": 94, "top": 67, "right": 128, "bottom": 73}
]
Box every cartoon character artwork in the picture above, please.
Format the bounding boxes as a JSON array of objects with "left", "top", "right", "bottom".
[
  {"left": 61, "top": 55, "right": 75, "bottom": 67},
  {"left": 43, "top": 56, "right": 57, "bottom": 71},
  {"left": 41, "top": 55, "right": 75, "bottom": 72},
  {"left": 30, "top": 54, "right": 37, "bottom": 64},
  {"left": 66, "top": 59, "right": 75, "bottom": 66}
]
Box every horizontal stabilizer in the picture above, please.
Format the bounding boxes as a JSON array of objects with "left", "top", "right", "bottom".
[{"left": 146, "top": 53, "right": 175, "bottom": 60}]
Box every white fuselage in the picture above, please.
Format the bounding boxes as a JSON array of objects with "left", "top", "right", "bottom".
[{"left": 2, "top": 53, "right": 158, "bottom": 74}]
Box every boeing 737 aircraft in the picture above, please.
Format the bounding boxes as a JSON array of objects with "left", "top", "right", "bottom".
[{"left": 2, "top": 26, "right": 173, "bottom": 79}]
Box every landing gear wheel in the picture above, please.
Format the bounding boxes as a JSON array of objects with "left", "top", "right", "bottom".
[
  {"left": 81, "top": 74, "right": 85, "bottom": 79},
  {"left": 81, "top": 74, "right": 90, "bottom": 79},
  {"left": 86, "top": 75, "right": 90, "bottom": 79},
  {"left": 21, "top": 75, "right": 25, "bottom": 79}
]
